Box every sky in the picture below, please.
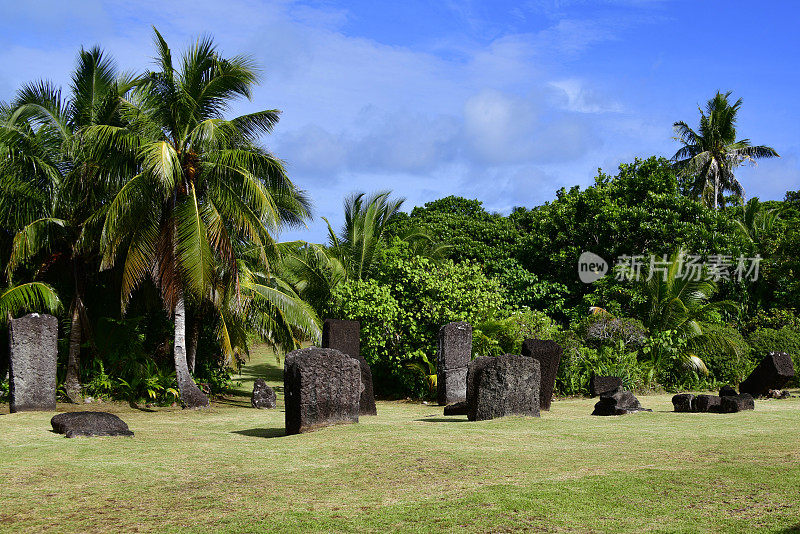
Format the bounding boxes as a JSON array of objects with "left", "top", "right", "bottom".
[{"left": 1, "top": 0, "right": 798, "bottom": 242}]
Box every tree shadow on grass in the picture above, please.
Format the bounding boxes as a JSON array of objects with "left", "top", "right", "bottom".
[
  {"left": 214, "top": 397, "right": 254, "bottom": 408},
  {"left": 779, "top": 526, "right": 800, "bottom": 533},
  {"left": 232, "top": 427, "right": 286, "bottom": 439}
]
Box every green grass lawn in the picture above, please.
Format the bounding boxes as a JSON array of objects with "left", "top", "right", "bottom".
[{"left": 2, "top": 345, "right": 800, "bottom": 534}]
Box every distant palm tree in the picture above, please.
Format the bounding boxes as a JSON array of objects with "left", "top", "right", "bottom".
[
  {"left": 734, "top": 197, "right": 779, "bottom": 249},
  {"left": 92, "top": 29, "right": 311, "bottom": 407},
  {"left": 672, "top": 91, "right": 779, "bottom": 210},
  {"left": 0, "top": 282, "right": 61, "bottom": 322},
  {"left": 637, "top": 250, "right": 738, "bottom": 380},
  {"left": 1, "top": 47, "right": 135, "bottom": 401}
]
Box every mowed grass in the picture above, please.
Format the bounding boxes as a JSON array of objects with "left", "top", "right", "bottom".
[{"left": 2, "top": 346, "right": 800, "bottom": 534}]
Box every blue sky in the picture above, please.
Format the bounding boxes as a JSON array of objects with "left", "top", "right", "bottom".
[{"left": 1, "top": 0, "right": 798, "bottom": 242}]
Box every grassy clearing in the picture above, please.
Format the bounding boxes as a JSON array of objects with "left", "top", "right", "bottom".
[{"left": 2, "top": 345, "right": 800, "bottom": 533}]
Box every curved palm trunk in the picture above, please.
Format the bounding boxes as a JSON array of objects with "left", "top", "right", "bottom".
[{"left": 174, "top": 288, "right": 209, "bottom": 408}]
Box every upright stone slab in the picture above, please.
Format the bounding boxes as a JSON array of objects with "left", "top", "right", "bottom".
[
  {"left": 521, "top": 339, "right": 563, "bottom": 410},
  {"left": 8, "top": 313, "right": 58, "bottom": 413},
  {"left": 589, "top": 374, "right": 622, "bottom": 397},
  {"left": 466, "top": 355, "right": 540, "bottom": 421},
  {"left": 284, "top": 347, "right": 360, "bottom": 435},
  {"left": 739, "top": 352, "right": 795, "bottom": 397},
  {"left": 437, "top": 322, "right": 472, "bottom": 405},
  {"left": 251, "top": 378, "right": 277, "bottom": 409},
  {"left": 321, "top": 319, "right": 377, "bottom": 416}
]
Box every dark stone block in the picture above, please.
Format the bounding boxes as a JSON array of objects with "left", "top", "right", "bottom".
[
  {"left": 322, "top": 319, "right": 377, "bottom": 416},
  {"left": 720, "top": 393, "right": 755, "bottom": 413},
  {"left": 521, "top": 339, "right": 563, "bottom": 410},
  {"left": 719, "top": 385, "right": 738, "bottom": 397},
  {"left": 9, "top": 313, "right": 58, "bottom": 413},
  {"left": 51, "top": 411, "right": 134, "bottom": 438},
  {"left": 251, "top": 378, "right": 276, "bottom": 409},
  {"left": 437, "top": 322, "right": 472, "bottom": 405},
  {"left": 591, "top": 389, "right": 651, "bottom": 416},
  {"left": 284, "top": 347, "right": 361, "bottom": 435},
  {"left": 766, "top": 389, "right": 791, "bottom": 399},
  {"left": 467, "top": 355, "right": 540, "bottom": 421},
  {"left": 739, "top": 352, "right": 795, "bottom": 397},
  {"left": 693, "top": 394, "right": 722, "bottom": 413},
  {"left": 443, "top": 400, "right": 468, "bottom": 416},
  {"left": 672, "top": 393, "right": 695, "bottom": 412},
  {"left": 589, "top": 374, "right": 622, "bottom": 397}
]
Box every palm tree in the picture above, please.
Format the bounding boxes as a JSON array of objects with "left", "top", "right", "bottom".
[
  {"left": 636, "top": 250, "right": 738, "bottom": 381},
  {"left": 1, "top": 48, "right": 134, "bottom": 401},
  {"left": 672, "top": 91, "right": 779, "bottom": 209},
  {"left": 0, "top": 282, "right": 62, "bottom": 322},
  {"left": 91, "top": 29, "right": 311, "bottom": 407},
  {"left": 734, "top": 197, "right": 779, "bottom": 249},
  {"left": 325, "top": 191, "right": 405, "bottom": 281}
]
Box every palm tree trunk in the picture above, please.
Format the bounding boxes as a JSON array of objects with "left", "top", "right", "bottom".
[
  {"left": 174, "top": 290, "right": 209, "bottom": 408},
  {"left": 64, "top": 294, "right": 83, "bottom": 402},
  {"left": 64, "top": 258, "right": 84, "bottom": 402},
  {"left": 186, "top": 313, "right": 199, "bottom": 374},
  {"left": 714, "top": 179, "right": 719, "bottom": 210}
]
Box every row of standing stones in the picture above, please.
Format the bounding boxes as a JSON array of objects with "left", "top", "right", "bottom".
[{"left": 3, "top": 314, "right": 797, "bottom": 437}]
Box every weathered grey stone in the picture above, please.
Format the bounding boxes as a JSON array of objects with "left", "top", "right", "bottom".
[
  {"left": 720, "top": 393, "right": 755, "bottom": 413},
  {"left": 437, "top": 322, "right": 472, "bottom": 405},
  {"left": 9, "top": 313, "right": 58, "bottom": 413},
  {"left": 693, "top": 394, "right": 722, "bottom": 413},
  {"left": 766, "top": 389, "right": 791, "bottom": 399},
  {"left": 322, "top": 319, "right": 377, "bottom": 416},
  {"left": 591, "top": 388, "right": 651, "bottom": 416},
  {"left": 443, "top": 400, "right": 468, "bottom": 416},
  {"left": 672, "top": 393, "right": 695, "bottom": 412},
  {"left": 521, "top": 339, "right": 563, "bottom": 410},
  {"left": 51, "top": 411, "right": 134, "bottom": 438},
  {"left": 719, "top": 385, "right": 738, "bottom": 397},
  {"left": 284, "top": 347, "right": 360, "bottom": 435},
  {"left": 739, "top": 352, "right": 795, "bottom": 398},
  {"left": 589, "top": 374, "right": 622, "bottom": 397},
  {"left": 251, "top": 378, "right": 276, "bottom": 409},
  {"left": 467, "top": 355, "right": 540, "bottom": 421}
]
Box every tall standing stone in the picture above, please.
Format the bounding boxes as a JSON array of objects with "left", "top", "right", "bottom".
[
  {"left": 466, "top": 354, "right": 540, "bottom": 421},
  {"left": 284, "top": 347, "right": 361, "bottom": 435},
  {"left": 8, "top": 313, "right": 58, "bottom": 413},
  {"left": 436, "top": 322, "right": 472, "bottom": 406},
  {"left": 521, "top": 339, "right": 563, "bottom": 410},
  {"left": 321, "top": 319, "right": 377, "bottom": 415},
  {"left": 739, "top": 352, "right": 795, "bottom": 397}
]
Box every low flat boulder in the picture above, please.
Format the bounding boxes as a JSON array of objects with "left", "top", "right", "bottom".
[
  {"left": 693, "top": 395, "right": 722, "bottom": 413},
  {"left": 51, "top": 411, "right": 134, "bottom": 438},
  {"left": 251, "top": 378, "right": 277, "bottom": 409},
  {"left": 720, "top": 393, "right": 755, "bottom": 413},
  {"left": 672, "top": 393, "right": 694, "bottom": 412},
  {"left": 591, "top": 388, "right": 651, "bottom": 416},
  {"left": 739, "top": 352, "right": 795, "bottom": 397},
  {"left": 589, "top": 375, "right": 622, "bottom": 397},
  {"left": 719, "top": 385, "right": 738, "bottom": 397},
  {"left": 443, "top": 400, "right": 468, "bottom": 416}
]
